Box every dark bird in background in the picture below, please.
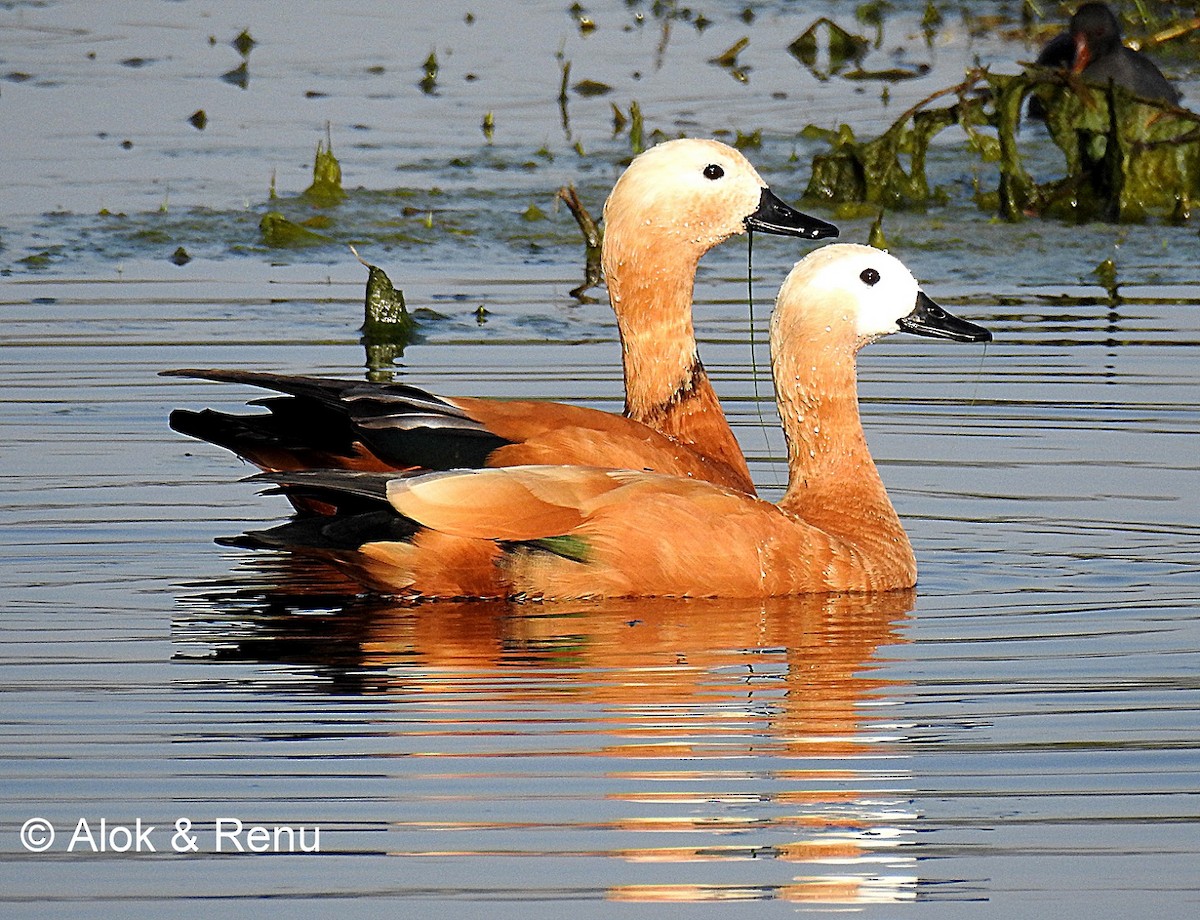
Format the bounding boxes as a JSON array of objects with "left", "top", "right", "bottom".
[{"left": 1036, "top": 2, "right": 1180, "bottom": 104}]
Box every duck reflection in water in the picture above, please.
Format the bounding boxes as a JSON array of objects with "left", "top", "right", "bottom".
[{"left": 178, "top": 565, "right": 919, "bottom": 904}]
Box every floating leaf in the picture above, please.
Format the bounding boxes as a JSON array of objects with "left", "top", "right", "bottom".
[
  {"left": 170, "top": 246, "right": 191, "bottom": 266},
  {"left": 572, "top": 79, "right": 612, "bottom": 97},
  {"left": 259, "top": 212, "right": 332, "bottom": 247},
  {"left": 232, "top": 29, "right": 256, "bottom": 58},
  {"left": 842, "top": 64, "right": 930, "bottom": 82},
  {"left": 188, "top": 109, "right": 207, "bottom": 130},
  {"left": 733, "top": 129, "right": 762, "bottom": 150},
  {"left": 19, "top": 249, "right": 55, "bottom": 268}
]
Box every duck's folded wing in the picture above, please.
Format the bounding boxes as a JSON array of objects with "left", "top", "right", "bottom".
[
  {"left": 163, "top": 369, "right": 511, "bottom": 472},
  {"left": 385, "top": 465, "right": 630, "bottom": 541},
  {"left": 163, "top": 369, "right": 753, "bottom": 492}
]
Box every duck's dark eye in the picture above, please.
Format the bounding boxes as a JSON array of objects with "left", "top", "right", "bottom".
[
  {"left": 860, "top": 268, "right": 881, "bottom": 286},
  {"left": 703, "top": 164, "right": 724, "bottom": 180}
]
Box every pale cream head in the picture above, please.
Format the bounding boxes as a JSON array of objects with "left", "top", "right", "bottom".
[
  {"left": 602, "top": 138, "right": 769, "bottom": 251},
  {"left": 772, "top": 243, "right": 924, "bottom": 346}
]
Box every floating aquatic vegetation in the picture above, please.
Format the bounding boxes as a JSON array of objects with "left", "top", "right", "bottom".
[
  {"left": 558, "top": 59, "right": 572, "bottom": 103},
  {"left": 355, "top": 246, "right": 416, "bottom": 337},
  {"left": 921, "top": 0, "right": 944, "bottom": 46},
  {"left": 302, "top": 136, "right": 345, "bottom": 208},
  {"left": 788, "top": 17, "right": 869, "bottom": 81},
  {"left": 221, "top": 61, "right": 248, "bottom": 89},
  {"left": 842, "top": 62, "right": 931, "bottom": 82},
  {"left": 353, "top": 247, "right": 417, "bottom": 377},
  {"left": 481, "top": 111, "right": 495, "bottom": 142},
  {"left": 419, "top": 51, "right": 438, "bottom": 95},
  {"left": 170, "top": 246, "right": 190, "bottom": 265},
  {"left": 868, "top": 211, "right": 888, "bottom": 249},
  {"left": 18, "top": 248, "right": 60, "bottom": 269},
  {"left": 218, "top": 29, "right": 255, "bottom": 89},
  {"left": 855, "top": 0, "right": 893, "bottom": 48},
  {"left": 732, "top": 129, "right": 761, "bottom": 150},
  {"left": 629, "top": 101, "right": 644, "bottom": 154},
  {"left": 570, "top": 2, "right": 595, "bottom": 34},
  {"left": 259, "top": 212, "right": 333, "bottom": 247},
  {"left": 803, "top": 66, "right": 1200, "bottom": 223},
  {"left": 790, "top": 14, "right": 927, "bottom": 83},
  {"left": 710, "top": 36, "right": 750, "bottom": 83},
  {"left": 610, "top": 102, "right": 627, "bottom": 135},
  {"left": 232, "top": 29, "right": 256, "bottom": 58},
  {"left": 188, "top": 109, "right": 207, "bottom": 130},
  {"left": 1027, "top": 69, "right": 1200, "bottom": 222},
  {"left": 557, "top": 59, "right": 575, "bottom": 137},
  {"left": 572, "top": 79, "right": 612, "bottom": 97},
  {"left": 1093, "top": 257, "right": 1120, "bottom": 305}
]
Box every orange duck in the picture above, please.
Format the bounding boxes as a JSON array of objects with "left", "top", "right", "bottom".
[
  {"left": 245, "top": 244, "right": 991, "bottom": 598},
  {"left": 165, "top": 138, "right": 837, "bottom": 496}
]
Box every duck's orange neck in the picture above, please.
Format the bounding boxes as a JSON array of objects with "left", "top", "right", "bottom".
[
  {"left": 773, "top": 327, "right": 915, "bottom": 575},
  {"left": 604, "top": 236, "right": 752, "bottom": 491}
]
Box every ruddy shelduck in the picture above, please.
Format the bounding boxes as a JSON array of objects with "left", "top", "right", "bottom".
[
  {"left": 244, "top": 244, "right": 992, "bottom": 599},
  {"left": 165, "top": 139, "right": 837, "bottom": 495}
]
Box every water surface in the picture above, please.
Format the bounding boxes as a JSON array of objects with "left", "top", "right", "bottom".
[{"left": 2, "top": 2, "right": 1198, "bottom": 917}]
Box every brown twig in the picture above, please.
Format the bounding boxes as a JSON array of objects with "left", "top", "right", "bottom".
[
  {"left": 557, "top": 184, "right": 603, "bottom": 302},
  {"left": 557, "top": 184, "right": 602, "bottom": 250}
]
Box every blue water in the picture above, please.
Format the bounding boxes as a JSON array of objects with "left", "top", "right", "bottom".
[{"left": 2, "top": 2, "right": 1198, "bottom": 917}]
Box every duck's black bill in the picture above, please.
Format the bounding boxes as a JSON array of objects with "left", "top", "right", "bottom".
[
  {"left": 898, "top": 291, "right": 992, "bottom": 343},
  {"left": 745, "top": 188, "right": 839, "bottom": 240}
]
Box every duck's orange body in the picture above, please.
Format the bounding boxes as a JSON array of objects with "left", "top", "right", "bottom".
[{"left": 251, "top": 244, "right": 991, "bottom": 599}]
